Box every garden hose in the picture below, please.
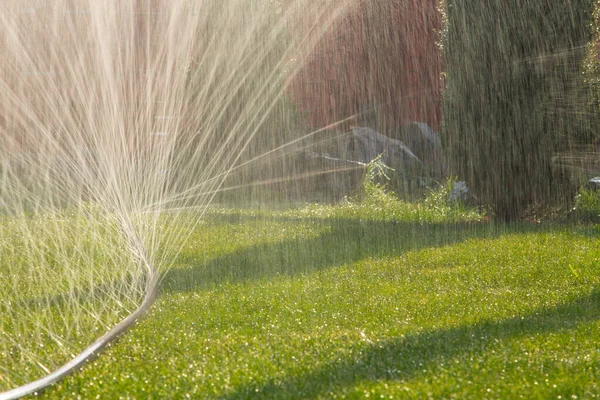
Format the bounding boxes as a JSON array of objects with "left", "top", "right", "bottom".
[{"left": 0, "top": 264, "right": 159, "bottom": 400}]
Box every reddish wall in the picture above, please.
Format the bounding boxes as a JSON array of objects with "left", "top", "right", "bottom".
[{"left": 288, "top": 1, "right": 442, "bottom": 132}]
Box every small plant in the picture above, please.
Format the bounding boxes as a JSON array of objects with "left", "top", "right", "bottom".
[
  {"left": 573, "top": 187, "right": 600, "bottom": 221},
  {"left": 423, "top": 177, "right": 456, "bottom": 209},
  {"left": 358, "top": 154, "right": 397, "bottom": 205},
  {"left": 421, "top": 177, "right": 485, "bottom": 221}
]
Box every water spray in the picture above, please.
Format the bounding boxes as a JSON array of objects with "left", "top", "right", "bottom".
[{"left": 0, "top": 0, "right": 353, "bottom": 395}]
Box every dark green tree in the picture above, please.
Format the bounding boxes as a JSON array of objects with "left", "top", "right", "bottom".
[
  {"left": 584, "top": 1, "right": 600, "bottom": 126},
  {"left": 441, "top": 0, "right": 595, "bottom": 220}
]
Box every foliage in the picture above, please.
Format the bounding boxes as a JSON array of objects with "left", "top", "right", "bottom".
[
  {"left": 585, "top": 1, "right": 600, "bottom": 107},
  {"left": 573, "top": 187, "right": 600, "bottom": 220},
  {"left": 584, "top": 0, "right": 600, "bottom": 148},
  {"left": 441, "top": 0, "right": 596, "bottom": 221},
  {"left": 285, "top": 165, "right": 484, "bottom": 223},
  {"left": 358, "top": 154, "right": 396, "bottom": 204}
]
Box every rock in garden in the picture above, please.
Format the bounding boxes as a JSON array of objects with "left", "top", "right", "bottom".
[
  {"left": 399, "top": 122, "right": 447, "bottom": 179},
  {"left": 587, "top": 177, "right": 600, "bottom": 190},
  {"left": 348, "top": 126, "right": 421, "bottom": 169},
  {"left": 300, "top": 126, "right": 425, "bottom": 200}
]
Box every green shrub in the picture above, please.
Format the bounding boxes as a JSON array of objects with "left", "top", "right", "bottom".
[
  {"left": 356, "top": 154, "right": 397, "bottom": 205},
  {"left": 573, "top": 187, "right": 600, "bottom": 220},
  {"left": 290, "top": 161, "right": 484, "bottom": 223},
  {"left": 584, "top": 1, "right": 600, "bottom": 147},
  {"left": 441, "top": 0, "right": 596, "bottom": 221}
]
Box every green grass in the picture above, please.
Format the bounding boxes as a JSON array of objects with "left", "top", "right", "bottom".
[
  {"left": 0, "top": 206, "right": 146, "bottom": 388},
  {"left": 25, "top": 207, "right": 600, "bottom": 399}
]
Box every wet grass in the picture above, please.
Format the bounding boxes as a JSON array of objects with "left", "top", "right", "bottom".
[
  {"left": 0, "top": 207, "right": 145, "bottom": 389},
  {"left": 34, "top": 207, "right": 600, "bottom": 399}
]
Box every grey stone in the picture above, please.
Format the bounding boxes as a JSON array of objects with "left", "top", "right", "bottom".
[
  {"left": 587, "top": 177, "right": 600, "bottom": 190},
  {"left": 306, "top": 126, "right": 423, "bottom": 174},
  {"left": 348, "top": 126, "right": 421, "bottom": 168},
  {"left": 300, "top": 126, "right": 426, "bottom": 200},
  {"left": 399, "top": 122, "right": 447, "bottom": 179}
]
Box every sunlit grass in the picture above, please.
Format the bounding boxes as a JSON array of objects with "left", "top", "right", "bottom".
[
  {"left": 0, "top": 205, "right": 149, "bottom": 388},
  {"left": 32, "top": 207, "right": 600, "bottom": 399}
]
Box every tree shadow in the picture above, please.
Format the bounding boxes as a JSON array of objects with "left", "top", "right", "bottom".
[
  {"left": 224, "top": 288, "right": 600, "bottom": 399},
  {"left": 163, "top": 214, "right": 549, "bottom": 293}
]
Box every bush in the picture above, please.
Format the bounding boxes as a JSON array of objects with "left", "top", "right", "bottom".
[
  {"left": 573, "top": 187, "right": 600, "bottom": 220},
  {"left": 584, "top": 1, "right": 600, "bottom": 142},
  {"left": 441, "top": 0, "right": 596, "bottom": 221}
]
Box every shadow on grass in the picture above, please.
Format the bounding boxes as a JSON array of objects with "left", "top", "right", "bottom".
[
  {"left": 16, "top": 274, "right": 144, "bottom": 312},
  {"left": 224, "top": 287, "right": 600, "bottom": 399},
  {"left": 163, "top": 214, "right": 548, "bottom": 293}
]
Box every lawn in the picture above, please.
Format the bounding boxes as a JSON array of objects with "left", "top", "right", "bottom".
[{"left": 25, "top": 206, "right": 600, "bottom": 399}]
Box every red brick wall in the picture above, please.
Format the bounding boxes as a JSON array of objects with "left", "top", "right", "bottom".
[{"left": 288, "top": 1, "right": 442, "bottom": 132}]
